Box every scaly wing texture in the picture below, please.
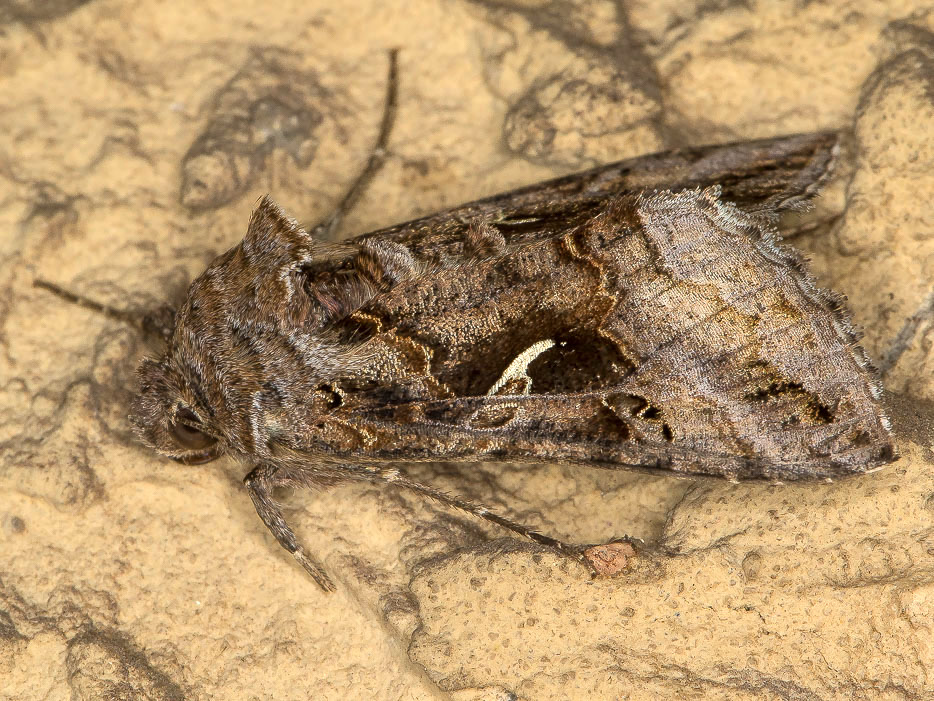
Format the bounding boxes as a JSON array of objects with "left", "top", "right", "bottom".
[
  {"left": 330, "top": 187, "right": 893, "bottom": 480},
  {"left": 358, "top": 130, "right": 839, "bottom": 261},
  {"left": 138, "top": 131, "right": 893, "bottom": 480}
]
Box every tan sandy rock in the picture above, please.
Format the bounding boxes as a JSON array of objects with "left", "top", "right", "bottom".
[{"left": 2, "top": 1, "right": 933, "bottom": 700}]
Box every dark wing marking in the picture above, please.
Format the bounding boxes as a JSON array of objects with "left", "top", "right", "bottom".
[
  {"left": 302, "top": 131, "right": 841, "bottom": 328},
  {"left": 337, "top": 391, "right": 893, "bottom": 482},
  {"left": 354, "top": 131, "right": 839, "bottom": 263},
  {"left": 322, "top": 185, "right": 893, "bottom": 481}
]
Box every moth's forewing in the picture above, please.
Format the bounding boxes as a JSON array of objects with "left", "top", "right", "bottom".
[
  {"left": 359, "top": 130, "right": 840, "bottom": 261},
  {"left": 132, "top": 132, "right": 894, "bottom": 483},
  {"left": 330, "top": 187, "right": 893, "bottom": 481}
]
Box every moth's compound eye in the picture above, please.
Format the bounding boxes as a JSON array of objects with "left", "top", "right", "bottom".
[{"left": 170, "top": 407, "right": 218, "bottom": 451}]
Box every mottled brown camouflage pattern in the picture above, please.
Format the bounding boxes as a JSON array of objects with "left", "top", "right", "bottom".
[{"left": 129, "top": 132, "right": 896, "bottom": 590}]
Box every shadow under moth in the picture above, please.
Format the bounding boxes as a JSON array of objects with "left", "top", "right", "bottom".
[{"left": 39, "top": 130, "right": 897, "bottom": 592}]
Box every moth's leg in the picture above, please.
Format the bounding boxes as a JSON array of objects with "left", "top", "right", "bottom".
[
  {"left": 313, "top": 48, "right": 399, "bottom": 240},
  {"left": 355, "top": 465, "right": 597, "bottom": 576},
  {"left": 33, "top": 279, "right": 176, "bottom": 344},
  {"left": 243, "top": 464, "right": 336, "bottom": 592}
]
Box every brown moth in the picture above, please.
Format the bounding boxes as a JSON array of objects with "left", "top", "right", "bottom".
[{"left": 116, "top": 130, "right": 895, "bottom": 591}]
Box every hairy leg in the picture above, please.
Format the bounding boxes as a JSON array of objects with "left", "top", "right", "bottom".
[
  {"left": 245, "top": 460, "right": 599, "bottom": 590},
  {"left": 243, "top": 464, "right": 336, "bottom": 592},
  {"left": 345, "top": 464, "right": 596, "bottom": 576}
]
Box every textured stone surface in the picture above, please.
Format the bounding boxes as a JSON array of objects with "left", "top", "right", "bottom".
[{"left": 2, "top": 1, "right": 933, "bottom": 699}]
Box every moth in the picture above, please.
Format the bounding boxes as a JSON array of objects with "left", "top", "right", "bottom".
[{"left": 39, "top": 130, "right": 897, "bottom": 592}]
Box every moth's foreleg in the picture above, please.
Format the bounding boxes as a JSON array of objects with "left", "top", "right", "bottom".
[
  {"left": 358, "top": 465, "right": 598, "bottom": 577},
  {"left": 243, "top": 464, "right": 336, "bottom": 592}
]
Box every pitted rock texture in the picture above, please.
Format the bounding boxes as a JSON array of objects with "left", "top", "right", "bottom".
[{"left": 2, "top": 2, "right": 932, "bottom": 699}]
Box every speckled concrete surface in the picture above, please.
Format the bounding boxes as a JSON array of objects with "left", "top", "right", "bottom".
[{"left": 2, "top": 2, "right": 933, "bottom": 699}]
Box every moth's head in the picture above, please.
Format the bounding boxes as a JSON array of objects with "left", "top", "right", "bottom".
[{"left": 130, "top": 357, "right": 226, "bottom": 465}]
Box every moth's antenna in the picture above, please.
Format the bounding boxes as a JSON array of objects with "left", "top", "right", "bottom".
[
  {"left": 34, "top": 278, "right": 142, "bottom": 328},
  {"left": 313, "top": 48, "right": 400, "bottom": 240},
  {"left": 34, "top": 278, "right": 175, "bottom": 343}
]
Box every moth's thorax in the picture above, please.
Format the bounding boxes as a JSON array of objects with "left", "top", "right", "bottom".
[{"left": 133, "top": 197, "right": 405, "bottom": 462}]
